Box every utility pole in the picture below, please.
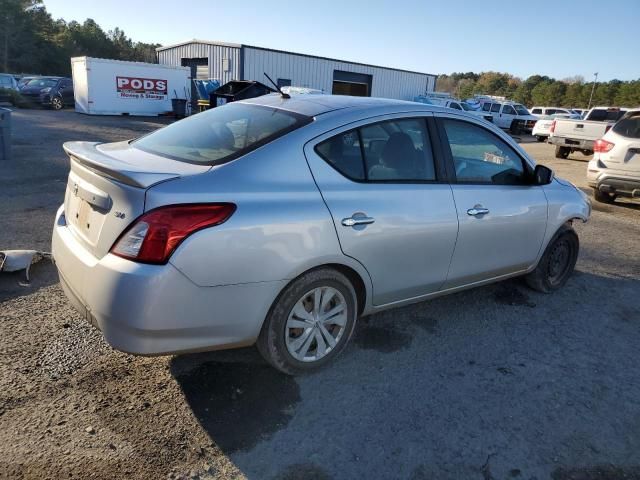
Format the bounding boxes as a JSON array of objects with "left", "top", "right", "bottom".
[{"left": 587, "top": 72, "right": 599, "bottom": 110}]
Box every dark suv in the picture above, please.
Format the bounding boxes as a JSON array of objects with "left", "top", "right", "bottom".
[{"left": 19, "top": 77, "right": 74, "bottom": 110}]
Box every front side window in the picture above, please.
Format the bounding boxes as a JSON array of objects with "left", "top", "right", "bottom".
[
  {"left": 501, "top": 105, "right": 516, "bottom": 115},
  {"left": 531, "top": 108, "right": 542, "bottom": 114},
  {"left": 482, "top": 103, "right": 492, "bottom": 112},
  {"left": 442, "top": 119, "right": 527, "bottom": 185},
  {"left": 490, "top": 103, "right": 501, "bottom": 113},
  {"left": 315, "top": 118, "right": 436, "bottom": 182},
  {"left": 133, "top": 103, "right": 310, "bottom": 164},
  {"left": 449, "top": 102, "right": 462, "bottom": 110}
]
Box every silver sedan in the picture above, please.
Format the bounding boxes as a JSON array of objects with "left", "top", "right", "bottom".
[{"left": 52, "top": 94, "right": 591, "bottom": 374}]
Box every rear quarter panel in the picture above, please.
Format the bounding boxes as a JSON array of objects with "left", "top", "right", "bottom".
[{"left": 145, "top": 128, "right": 373, "bottom": 295}]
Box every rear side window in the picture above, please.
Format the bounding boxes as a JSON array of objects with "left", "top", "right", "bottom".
[
  {"left": 315, "top": 118, "right": 436, "bottom": 182},
  {"left": 449, "top": 102, "right": 462, "bottom": 110},
  {"left": 490, "top": 103, "right": 501, "bottom": 113},
  {"left": 133, "top": 103, "right": 311, "bottom": 165},
  {"left": 482, "top": 103, "right": 492, "bottom": 112},
  {"left": 531, "top": 108, "right": 542, "bottom": 114},
  {"left": 612, "top": 113, "right": 640, "bottom": 139}
]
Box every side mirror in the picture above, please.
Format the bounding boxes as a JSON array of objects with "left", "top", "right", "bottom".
[{"left": 533, "top": 164, "right": 554, "bottom": 185}]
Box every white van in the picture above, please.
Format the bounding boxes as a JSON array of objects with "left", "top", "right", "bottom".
[{"left": 480, "top": 101, "right": 539, "bottom": 133}]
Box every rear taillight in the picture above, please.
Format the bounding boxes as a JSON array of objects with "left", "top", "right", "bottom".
[
  {"left": 550, "top": 120, "right": 556, "bottom": 133},
  {"left": 111, "top": 203, "right": 236, "bottom": 264},
  {"left": 593, "top": 139, "right": 615, "bottom": 153}
]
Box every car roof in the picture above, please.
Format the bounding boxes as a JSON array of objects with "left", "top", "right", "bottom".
[{"left": 239, "top": 93, "right": 451, "bottom": 117}]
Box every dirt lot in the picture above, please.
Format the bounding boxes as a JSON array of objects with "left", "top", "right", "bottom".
[{"left": 1, "top": 109, "right": 639, "bottom": 480}]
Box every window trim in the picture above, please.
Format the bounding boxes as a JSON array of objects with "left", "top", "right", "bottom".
[
  {"left": 434, "top": 116, "right": 534, "bottom": 186},
  {"left": 313, "top": 116, "right": 447, "bottom": 184}
]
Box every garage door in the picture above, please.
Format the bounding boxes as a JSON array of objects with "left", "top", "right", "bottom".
[{"left": 332, "top": 70, "right": 372, "bottom": 97}]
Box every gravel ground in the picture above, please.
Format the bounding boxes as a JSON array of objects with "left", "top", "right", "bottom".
[{"left": 1, "top": 109, "right": 639, "bottom": 480}]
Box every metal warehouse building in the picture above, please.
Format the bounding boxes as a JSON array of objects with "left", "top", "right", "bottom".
[{"left": 156, "top": 40, "right": 436, "bottom": 100}]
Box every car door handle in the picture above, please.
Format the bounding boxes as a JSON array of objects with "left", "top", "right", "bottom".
[
  {"left": 341, "top": 215, "right": 375, "bottom": 227},
  {"left": 467, "top": 206, "right": 490, "bottom": 216}
]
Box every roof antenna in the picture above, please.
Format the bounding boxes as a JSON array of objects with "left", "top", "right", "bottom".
[{"left": 264, "top": 72, "right": 290, "bottom": 99}]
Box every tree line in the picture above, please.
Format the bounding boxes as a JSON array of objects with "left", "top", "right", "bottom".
[
  {"left": 436, "top": 72, "right": 640, "bottom": 108},
  {"left": 1, "top": 0, "right": 159, "bottom": 76}
]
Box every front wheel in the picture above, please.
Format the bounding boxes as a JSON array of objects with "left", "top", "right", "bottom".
[
  {"left": 525, "top": 226, "right": 579, "bottom": 293},
  {"left": 257, "top": 268, "right": 358, "bottom": 375},
  {"left": 536, "top": 135, "right": 546, "bottom": 142},
  {"left": 51, "top": 96, "right": 64, "bottom": 110},
  {"left": 593, "top": 188, "right": 616, "bottom": 204}
]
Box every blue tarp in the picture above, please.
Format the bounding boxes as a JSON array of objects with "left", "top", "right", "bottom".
[{"left": 193, "top": 79, "right": 220, "bottom": 100}]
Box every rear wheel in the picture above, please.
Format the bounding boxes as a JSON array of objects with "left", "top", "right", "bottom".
[
  {"left": 593, "top": 188, "right": 616, "bottom": 204},
  {"left": 555, "top": 146, "right": 570, "bottom": 159},
  {"left": 536, "top": 136, "right": 545, "bottom": 142},
  {"left": 51, "top": 96, "right": 63, "bottom": 110},
  {"left": 257, "top": 268, "right": 358, "bottom": 375},
  {"left": 525, "top": 226, "right": 579, "bottom": 293}
]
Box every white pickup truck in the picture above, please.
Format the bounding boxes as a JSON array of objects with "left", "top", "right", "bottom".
[{"left": 549, "top": 107, "right": 629, "bottom": 159}]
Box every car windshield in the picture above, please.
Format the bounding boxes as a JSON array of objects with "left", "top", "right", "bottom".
[
  {"left": 26, "top": 78, "right": 58, "bottom": 88},
  {"left": 133, "top": 103, "right": 311, "bottom": 165},
  {"left": 514, "top": 104, "right": 530, "bottom": 115}
]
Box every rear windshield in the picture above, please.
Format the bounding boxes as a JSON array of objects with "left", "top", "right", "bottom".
[
  {"left": 133, "top": 103, "right": 311, "bottom": 164},
  {"left": 587, "top": 109, "right": 626, "bottom": 122},
  {"left": 612, "top": 113, "right": 640, "bottom": 139}
]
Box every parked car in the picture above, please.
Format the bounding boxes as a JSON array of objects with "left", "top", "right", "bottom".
[
  {"left": 480, "top": 101, "right": 539, "bottom": 133},
  {"left": 549, "top": 107, "right": 629, "bottom": 159},
  {"left": 51, "top": 95, "right": 590, "bottom": 374},
  {"left": 532, "top": 114, "right": 571, "bottom": 142},
  {"left": 530, "top": 106, "right": 581, "bottom": 119},
  {"left": 587, "top": 109, "right": 640, "bottom": 203},
  {"left": 0, "top": 73, "right": 18, "bottom": 91},
  {"left": 571, "top": 108, "right": 588, "bottom": 118},
  {"left": 422, "top": 95, "right": 494, "bottom": 123},
  {"left": 19, "top": 76, "right": 74, "bottom": 109}
]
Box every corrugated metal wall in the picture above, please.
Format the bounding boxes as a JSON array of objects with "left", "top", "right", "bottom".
[
  {"left": 243, "top": 47, "right": 435, "bottom": 100},
  {"left": 157, "top": 42, "right": 436, "bottom": 100},
  {"left": 157, "top": 43, "right": 241, "bottom": 84}
]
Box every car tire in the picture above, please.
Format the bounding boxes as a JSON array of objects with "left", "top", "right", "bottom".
[
  {"left": 257, "top": 268, "right": 358, "bottom": 375},
  {"left": 51, "top": 96, "right": 63, "bottom": 110},
  {"left": 525, "top": 226, "right": 579, "bottom": 294},
  {"left": 536, "top": 136, "right": 545, "bottom": 142},
  {"left": 555, "top": 146, "right": 570, "bottom": 159},
  {"left": 593, "top": 188, "right": 616, "bottom": 204}
]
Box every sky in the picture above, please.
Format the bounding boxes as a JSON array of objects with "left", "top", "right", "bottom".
[{"left": 43, "top": 0, "right": 640, "bottom": 82}]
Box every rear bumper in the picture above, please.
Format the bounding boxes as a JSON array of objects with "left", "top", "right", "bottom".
[
  {"left": 587, "top": 161, "right": 640, "bottom": 197},
  {"left": 51, "top": 205, "right": 285, "bottom": 355},
  {"left": 550, "top": 136, "right": 594, "bottom": 151}
]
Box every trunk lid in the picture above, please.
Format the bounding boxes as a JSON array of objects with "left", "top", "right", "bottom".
[{"left": 62, "top": 141, "right": 210, "bottom": 258}]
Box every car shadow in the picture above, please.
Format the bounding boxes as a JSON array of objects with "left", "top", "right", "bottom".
[{"left": 171, "top": 272, "right": 640, "bottom": 479}]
